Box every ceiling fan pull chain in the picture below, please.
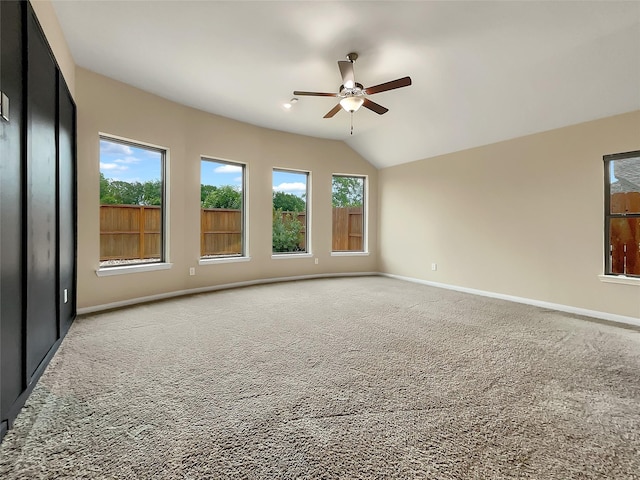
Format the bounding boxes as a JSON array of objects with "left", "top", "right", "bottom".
[{"left": 350, "top": 111, "right": 354, "bottom": 135}]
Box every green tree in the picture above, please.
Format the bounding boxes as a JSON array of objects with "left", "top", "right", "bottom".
[
  {"left": 202, "top": 185, "right": 242, "bottom": 209},
  {"left": 332, "top": 176, "right": 363, "bottom": 207},
  {"left": 107, "top": 180, "right": 141, "bottom": 205},
  {"left": 272, "top": 208, "right": 303, "bottom": 252},
  {"left": 201, "top": 184, "right": 217, "bottom": 204},
  {"left": 273, "top": 191, "right": 305, "bottom": 212},
  {"left": 99, "top": 174, "right": 162, "bottom": 206},
  {"left": 140, "top": 179, "right": 162, "bottom": 206},
  {"left": 99, "top": 173, "right": 120, "bottom": 204}
]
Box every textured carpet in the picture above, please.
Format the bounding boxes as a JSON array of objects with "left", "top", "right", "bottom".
[{"left": 1, "top": 276, "right": 639, "bottom": 479}]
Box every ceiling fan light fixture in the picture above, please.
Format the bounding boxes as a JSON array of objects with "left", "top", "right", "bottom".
[{"left": 339, "top": 96, "right": 364, "bottom": 113}]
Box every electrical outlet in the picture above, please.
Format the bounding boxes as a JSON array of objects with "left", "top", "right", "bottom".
[
  {"left": 431, "top": 263, "right": 437, "bottom": 271},
  {"left": 315, "top": 258, "right": 319, "bottom": 265},
  {"left": 189, "top": 267, "right": 195, "bottom": 276}
]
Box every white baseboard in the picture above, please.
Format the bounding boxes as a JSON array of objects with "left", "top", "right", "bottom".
[
  {"left": 76, "top": 272, "right": 379, "bottom": 315},
  {"left": 381, "top": 273, "right": 640, "bottom": 328}
]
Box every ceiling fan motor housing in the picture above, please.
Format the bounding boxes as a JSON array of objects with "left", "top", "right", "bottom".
[{"left": 339, "top": 82, "right": 365, "bottom": 98}]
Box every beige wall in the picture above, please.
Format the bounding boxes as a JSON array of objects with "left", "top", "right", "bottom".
[
  {"left": 31, "top": 0, "right": 75, "bottom": 96},
  {"left": 76, "top": 68, "right": 378, "bottom": 309},
  {"left": 34, "top": 0, "right": 639, "bottom": 318},
  {"left": 379, "top": 111, "right": 640, "bottom": 319}
]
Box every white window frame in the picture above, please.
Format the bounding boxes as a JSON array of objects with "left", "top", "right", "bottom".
[
  {"left": 271, "top": 167, "right": 311, "bottom": 257},
  {"left": 199, "top": 156, "right": 250, "bottom": 265},
  {"left": 602, "top": 151, "right": 640, "bottom": 283},
  {"left": 331, "top": 173, "right": 369, "bottom": 256},
  {"left": 96, "top": 133, "right": 171, "bottom": 276}
]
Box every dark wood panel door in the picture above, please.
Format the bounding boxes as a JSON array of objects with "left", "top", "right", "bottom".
[
  {"left": 25, "top": 10, "right": 58, "bottom": 379},
  {"left": 58, "top": 75, "right": 76, "bottom": 334},
  {"left": 1, "top": 0, "right": 25, "bottom": 424}
]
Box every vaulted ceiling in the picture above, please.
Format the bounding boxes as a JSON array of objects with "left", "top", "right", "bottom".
[{"left": 52, "top": 1, "right": 640, "bottom": 168}]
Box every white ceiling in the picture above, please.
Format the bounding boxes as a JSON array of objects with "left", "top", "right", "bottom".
[{"left": 52, "top": 0, "right": 640, "bottom": 169}]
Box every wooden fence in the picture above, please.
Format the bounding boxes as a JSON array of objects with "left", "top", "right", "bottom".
[
  {"left": 201, "top": 208, "right": 243, "bottom": 256},
  {"left": 332, "top": 207, "right": 363, "bottom": 251},
  {"left": 100, "top": 205, "right": 363, "bottom": 260},
  {"left": 100, "top": 205, "right": 161, "bottom": 260},
  {"left": 610, "top": 192, "right": 640, "bottom": 276}
]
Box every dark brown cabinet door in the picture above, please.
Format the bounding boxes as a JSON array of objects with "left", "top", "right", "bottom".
[
  {"left": 1, "top": 0, "right": 25, "bottom": 431},
  {"left": 1, "top": 2, "right": 76, "bottom": 441},
  {"left": 58, "top": 75, "right": 76, "bottom": 335},
  {"left": 25, "top": 8, "right": 59, "bottom": 380}
]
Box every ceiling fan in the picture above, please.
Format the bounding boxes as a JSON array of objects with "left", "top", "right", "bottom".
[{"left": 293, "top": 52, "right": 412, "bottom": 120}]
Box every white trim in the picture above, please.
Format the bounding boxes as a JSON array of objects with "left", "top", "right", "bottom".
[
  {"left": 331, "top": 251, "right": 369, "bottom": 257},
  {"left": 99, "top": 132, "right": 167, "bottom": 152},
  {"left": 331, "top": 173, "right": 368, "bottom": 253},
  {"left": 200, "top": 156, "right": 248, "bottom": 257},
  {"left": 271, "top": 253, "right": 313, "bottom": 260},
  {"left": 99, "top": 133, "right": 170, "bottom": 263},
  {"left": 381, "top": 273, "right": 640, "bottom": 328},
  {"left": 163, "top": 148, "right": 171, "bottom": 263},
  {"left": 199, "top": 256, "right": 251, "bottom": 265},
  {"left": 273, "top": 167, "right": 311, "bottom": 255},
  {"left": 77, "top": 272, "right": 378, "bottom": 314},
  {"left": 96, "top": 262, "right": 173, "bottom": 277},
  {"left": 598, "top": 274, "right": 640, "bottom": 286},
  {"left": 244, "top": 164, "right": 249, "bottom": 258}
]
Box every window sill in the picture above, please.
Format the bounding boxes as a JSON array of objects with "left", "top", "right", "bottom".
[
  {"left": 96, "top": 262, "right": 173, "bottom": 277},
  {"left": 271, "top": 253, "right": 313, "bottom": 260},
  {"left": 598, "top": 274, "right": 640, "bottom": 286},
  {"left": 331, "top": 251, "right": 369, "bottom": 257},
  {"left": 199, "top": 256, "right": 251, "bottom": 265}
]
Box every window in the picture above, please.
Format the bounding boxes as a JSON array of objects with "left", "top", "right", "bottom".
[
  {"left": 332, "top": 175, "right": 366, "bottom": 252},
  {"left": 272, "top": 169, "right": 309, "bottom": 254},
  {"left": 200, "top": 158, "right": 246, "bottom": 259},
  {"left": 99, "top": 136, "right": 166, "bottom": 268},
  {"left": 604, "top": 151, "right": 640, "bottom": 277}
]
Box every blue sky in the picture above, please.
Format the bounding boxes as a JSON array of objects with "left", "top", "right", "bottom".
[
  {"left": 271, "top": 170, "right": 307, "bottom": 197},
  {"left": 99, "top": 139, "right": 161, "bottom": 183},
  {"left": 201, "top": 163, "right": 307, "bottom": 197},
  {"left": 610, "top": 162, "right": 617, "bottom": 182},
  {"left": 201, "top": 160, "right": 243, "bottom": 188},
  {"left": 101, "top": 138, "right": 307, "bottom": 196}
]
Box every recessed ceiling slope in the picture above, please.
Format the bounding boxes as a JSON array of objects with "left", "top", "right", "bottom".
[{"left": 52, "top": 1, "right": 640, "bottom": 168}]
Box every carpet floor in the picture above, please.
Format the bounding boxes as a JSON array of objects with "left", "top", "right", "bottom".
[{"left": 1, "top": 276, "right": 639, "bottom": 479}]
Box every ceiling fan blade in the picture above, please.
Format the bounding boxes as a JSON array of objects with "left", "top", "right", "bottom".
[
  {"left": 362, "top": 98, "right": 389, "bottom": 115},
  {"left": 338, "top": 60, "right": 355, "bottom": 89},
  {"left": 364, "top": 76, "right": 412, "bottom": 95},
  {"left": 323, "top": 104, "right": 343, "bottom": 118},
  {"left": 293, "top": 91, "right": 338, "bottom": 97}
]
